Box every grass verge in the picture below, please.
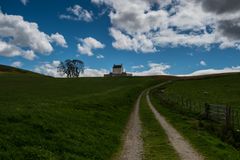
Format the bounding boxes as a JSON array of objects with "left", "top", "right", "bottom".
[
  {"left": 140, "top": 91, "right": 180, "bottom": 160},
  {"left": 151, "top": 91, "right": 240, "bottom": 160},
  {"left": 150, "top": 89, "right": 240, "bottom": 160}
]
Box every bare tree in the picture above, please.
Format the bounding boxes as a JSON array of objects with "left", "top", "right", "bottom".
[{"left": 57, "top": 59, "right": 84, "bottom": 78}]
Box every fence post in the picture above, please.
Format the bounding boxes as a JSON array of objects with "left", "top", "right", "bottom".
[
  {"left": 186, "top": 99, "right": 189, "bottom": 111},
  {"left": 232, "top": 110, "right": 235, "bottom": 131},
  {"left": 237, "top": 111, "right": 239, "bottom": 130},
  {"left": 199, "top": 103, "right": 202, "bottom": 113},
  {"left": 189, "top": 100, "right": 192, "bottom": 112},
  {"left": 181, "top": 97, "right": 184, "bottom": 106},
  {"left": 225, "top": 106, "right": 232, "bottom": 131},
  {"left": 205, "top": 103, "right": 210, "bottom": 120},
  {"left": 192, "top": 102, "right": 195, "bottom": 113}
]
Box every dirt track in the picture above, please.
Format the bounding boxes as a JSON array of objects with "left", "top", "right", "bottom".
[
  {"left": 118, "top": 92, "right": 144, "bottom": 160},
  {"left": 118, "top": 81, "right": 203, "bottom": 160},
  {"left": 146, "top": 90, "right": 204, "bottom": 160}
]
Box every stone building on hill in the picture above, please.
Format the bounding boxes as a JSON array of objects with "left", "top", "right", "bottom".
[{"left": 104, "top": 64, "right": 132, "bottom": 77}]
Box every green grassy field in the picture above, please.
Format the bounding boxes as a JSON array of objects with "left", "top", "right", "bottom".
[
  {"left": 1, "top": 64, "right": 240, "bottom": 160},
  {"left": 149, "top": 73, "right": 240, "bottom": 159},
  {"left": 140, "top": 92, "right": 180, "bottom": 160},
  {"left": 164, "top": 73, "right": 240, "bottom": 109},
  {"left": 150, "top": 90, "right": 240, "bottom": 160},
  {"left": 0, "top": 72, "right": 162, "bottom": 160}
]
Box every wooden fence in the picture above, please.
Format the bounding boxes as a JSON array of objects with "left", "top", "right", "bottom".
[
  {"left": 204, "top": 104, "right": 233, "bottom": 130},
  {"left": 157, "top": 92, "right": 240, "bottom": 132}
]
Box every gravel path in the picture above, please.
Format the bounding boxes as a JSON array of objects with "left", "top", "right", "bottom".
[
  {"left": 118, "top": 92, "right": 144, "bottom": 160},
  {"left": 146, "top": 90, "right": 204, "bottom": 160}
]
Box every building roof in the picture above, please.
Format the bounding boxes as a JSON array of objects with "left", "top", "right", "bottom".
[{"left": 113, "top": 64, "right": 123, "bottom": 68}]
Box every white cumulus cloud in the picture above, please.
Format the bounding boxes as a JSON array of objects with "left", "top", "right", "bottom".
[
  {"left": 11, "top": 61, "right": 23, "bottom": 68},
  {"left": 179, "top": 66, "right": 240, "bottom": 76},
  {"left": 92, "top": 0, "right": 240, "bottom": 52},
  {"left": 96, "top": 54, "right": 104, "bottom": 59},
  {"left": 0, "top": 12, "right": 67, "bottom": 60},
  {"left": 200, "top": 60, "right": 207, "bottom": 66},
  {"left": 50, "top": 33, "right": 68, "bottom": 48},
  {"left": 60, "top": 5, "right": 93, "bottom": 22},
  {"left": 34, "top": 61, "right": 62, "bottom": 77},
  {"left": 132, "top": 62, "right": 170, "bottom": 76},
  {"left": 20, "top": 0, "right": 28, "bottom": 5},
  {"left": 110, "top": 28, "right": 156, "bottom": 53},
  {"left": 132, "top": 65, "right": 144, "bottom": 69},
  {"left": 80, "top": 68, "right": 108, "bottom": 77},
  {"left": 77, "top": 37, "right": 105, "bottom": 56}
]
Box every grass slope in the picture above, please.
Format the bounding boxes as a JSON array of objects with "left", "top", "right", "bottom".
[
  {"left": 151, "top": 89, "right": 240, "bottom": 160},
  {"left": 140, "top": 92, "right": 180, "bottom": 160},
  {"left": 0, "top": 74, "right": 162, "bottom": 160},
  {"left": 166, "top": 73, "right": 240, "bottom": 109},
  {"left": 0, "top": 64, "right": 42, "bottom": 76}
]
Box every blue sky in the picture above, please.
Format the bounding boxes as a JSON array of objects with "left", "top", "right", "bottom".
[{"left": 0, "top": 0, "right": 240, "bottom": 77}]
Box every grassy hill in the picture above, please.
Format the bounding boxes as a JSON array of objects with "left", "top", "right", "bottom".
[
  {"left": 1, "top": 64, "right": 240, "bottom": 159},
  {"left": 0, "top": 69, "right": 170, "bottom": 160},
  {"left": 150, "top": 73, "right": 240, "bottom": 159},
  {"left": 164, "top": 73, "right": 240, "bottom": 109},
  {"left": 0, "top": 64, "right": 43, "bottom": 77}
]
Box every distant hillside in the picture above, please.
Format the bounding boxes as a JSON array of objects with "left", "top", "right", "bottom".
[
  {"left": 178, "top": 72, "right": 240, "bottom": 80},
  {"left": 0, "top": 64, "right": 43, "bottom": 76},
  {"left": 163, "top": 72, "right": 240, "bottom": 109}
]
